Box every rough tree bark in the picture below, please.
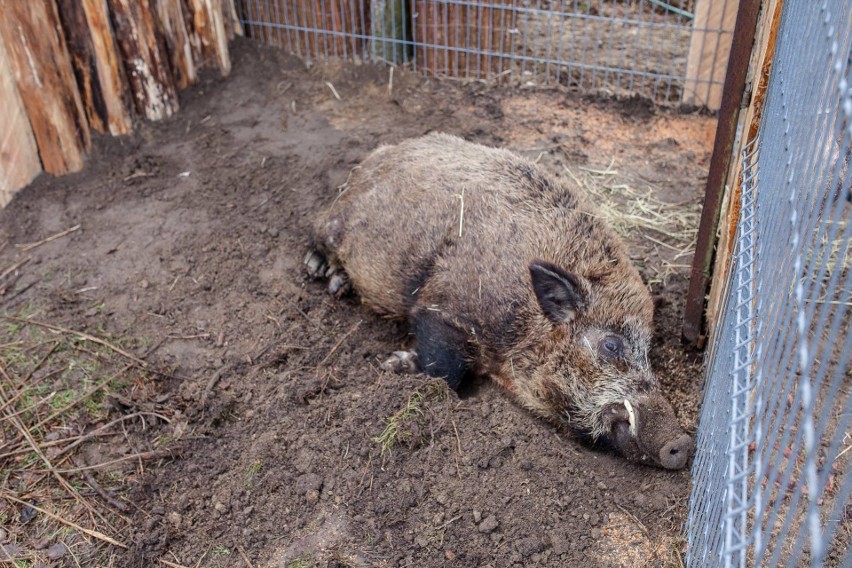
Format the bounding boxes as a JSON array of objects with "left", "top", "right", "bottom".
[
  {"left": 153, "top": 0, "right": 198, "bottom": 89},
  {"left": 0, "top": 0, "right": 91, "bottom": 175},
  {"left": 107, "top": 0, "right": 179, "bottom": 121},
  {"left": 56, "top": 0, "right": 134, "bottom": 135}
]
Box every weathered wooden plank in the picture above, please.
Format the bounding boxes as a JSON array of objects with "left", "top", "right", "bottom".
[
  {"left": 154, "top": 0, "right": 198, "bottom": 89},
  {"left": 57, "top": 0, "right": 134, "bottom": 136},
  {"left": 186, "top": 0, "right": 232, "bottom": 76},
  {"left": 683, "top": 0, "right": 741, "bottom": 109},
  {"left": 0, "top": 0, "right": 91, "bottom": 175},
  {"left": 107, "top": 0, "right": 179, "bottom": 121},
  {"left": 0, "top": 37, "right": 42, "bottom": 207},
  {"left": 222, "top": 0, "right": 243, "bottom": 39}
]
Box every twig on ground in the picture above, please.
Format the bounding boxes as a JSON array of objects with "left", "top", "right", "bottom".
[
  {"left": 317, "top": 320, "right": 362, "bottom": 367},
  {"left": 55, "top": 411, "right": 171, "bottom": 459},
  {"left": 0, "top": 490, "right": 126, "bottom": 548},
  {"left": 325, "top": 81, "right": 342, "bottom": 100},
  {"left": 74, "top": 457, "right": 130, "bottom": 513},
  {"left": 54, "top": 448, "right": 174, "bottom": 473},
  {"left": 16, "top": 225, "right": 81, "bottom": 252},
  {"left": 0, "top": 257, "right": 30, "bottom": 281},
  {"left": 29, "top": 363, "right": 134, "bottom": 435},
  {"left": 158, "top": 560, "right": 190, "bottom": 568},
  {"left": 0, "top": 382, "right": 111, "bottom": 528},
  {"left": 202, "top": 363, "right": 234, "bottom": 406},
  {"left": 237, "top": 545, "right": 254, "bottom": 568},
  {"left": 0, "top": 316, "right": 147, "bottom": 367},
  {"left": 616, "top": 503, "right": 649, "bottom": 534}
]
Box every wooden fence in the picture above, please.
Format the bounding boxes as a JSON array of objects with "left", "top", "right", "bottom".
[{"left": 0, "top": 0, "right": 241, "bottom": 207}]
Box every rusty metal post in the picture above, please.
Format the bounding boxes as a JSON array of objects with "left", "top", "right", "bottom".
[{"left": 682, "top": 0, "right": 762, "bottom": 348}]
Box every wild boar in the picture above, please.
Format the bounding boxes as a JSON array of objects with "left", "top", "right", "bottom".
[{"left": 305, "top": 133, "right": 693, "bottom": 470}]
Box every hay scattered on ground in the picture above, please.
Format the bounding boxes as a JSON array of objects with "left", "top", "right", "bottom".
[{"left": 565, "top": 162, "right": 700, "bottom": 286}]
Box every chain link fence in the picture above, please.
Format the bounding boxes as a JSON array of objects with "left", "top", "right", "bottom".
[
  {"left": 687, "top": 2, "right": 852, "bottom": 566},
  {"left": 234, "top": 0, "right": 736, "bottom": 107}
]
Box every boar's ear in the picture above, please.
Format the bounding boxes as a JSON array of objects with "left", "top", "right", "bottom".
[{"left": 529, "top": 261, "right": 586, "bottom": 323}]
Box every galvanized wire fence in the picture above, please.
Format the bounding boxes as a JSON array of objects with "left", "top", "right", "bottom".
[
  {"left": 687, "top": 2, "right": 852, "bottom": 566},
  {"left": 234, "top": 0, "right": 735, "bottom": 106}
]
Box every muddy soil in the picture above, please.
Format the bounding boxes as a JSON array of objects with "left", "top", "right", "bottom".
[{"left": 0, "top": 39, "right": 714, "bottom": 567}]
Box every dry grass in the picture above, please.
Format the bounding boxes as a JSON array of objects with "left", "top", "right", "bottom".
[
  {"left": 372, "top": 379, "right": 449, "bottom": 457},
  {"left": 564, "top": 161, "right": 700, "bottom": 285},
  {"left": 0, "top": 304, "right": 174, "bottom": 566}
]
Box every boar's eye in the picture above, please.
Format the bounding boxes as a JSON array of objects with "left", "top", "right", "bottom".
[{"left": 598, "top": 335, "right": 624, "bottom": 359}]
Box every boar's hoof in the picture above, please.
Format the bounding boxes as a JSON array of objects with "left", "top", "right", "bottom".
[
  {"left": 304, "top": 250, "right": 329, "bottom": 279},
  {"left": 328, "top": 273, "right": 351, "bottom": 298},
  {"left": 380, "top": 350, "right": 418, "bottom": 374},
  {"left": 659, "top": 434, "right": 693, "bottom": 470}
]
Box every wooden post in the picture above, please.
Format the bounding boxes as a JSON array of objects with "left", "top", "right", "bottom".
[
  {"left": 0, "top": 38, "right": 42, "bottom": 206},
  {"left": 0, "top": 0, "right": 91, "bottom": 176},
  {"left": 56, "top": 0, "right": 134, "bottom": 136},
  {"left": 704, "top": 0, "right": 783, "bottom": 338},
  {"left": 682, "top": 0, "right": 741, "bottom": 109},
  {"left": 185, "top": 0, "right": 232, "bottom": 76},
  {"left": 107, "top": 0, "right": 179, "bottom": 121},
  {"left": 153, "top": 0, "right": 198, "bottom": 89},
  {"left": 222, "top": 0, "right": 244, "bottom": 39}
]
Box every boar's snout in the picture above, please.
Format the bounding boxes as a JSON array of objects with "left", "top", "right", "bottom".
[
  {"left": 659, "top": 433, "right": 693, "bottom": 470},
  {"left": 607, "top": 395, "right": 693, "bottom": 470}
]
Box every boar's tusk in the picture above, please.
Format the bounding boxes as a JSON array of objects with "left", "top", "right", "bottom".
[{"left": 624, "top": 399, "right": 637, "bottom": 437}]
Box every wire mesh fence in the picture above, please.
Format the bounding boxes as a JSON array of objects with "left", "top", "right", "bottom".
[
  {"left": 234, "top": 0, "right": 736, "bottom": 106},
  {"left": 687, "top": 2, "right": 852, "bottom": 566}
]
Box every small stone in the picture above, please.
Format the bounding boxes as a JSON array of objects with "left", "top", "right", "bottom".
[
  {"left": 415, "top": 534, "right": 430, "bottom": 548},
  {"left": 214, "top": 502, "right": 229, "bottom": 513},
  {"left": 582, "top": 513, "right": 590, "bottom": 521},
  {"left": 167, "top": 512, "right": 182, "bottom": 527},
  {"left": 140, "top": 279, "right": 149, "bottom": 289},
  {"left": 46, "top": 543, "right": 67, "bottom": 560},
  {"left": 434, "top": 492, "right": 448, "bottom": 505},
  {"left": 294, "top": 473, "right": 323, "bottom": 495},
  {"left": 597, "top": 482, "right": 608, "bottom": 491},
  {"left": 432, "top": 512, "right": 444, "bottom": 524},
  {"left": 305, "top": 489, "right": 320, "bottom": 504},
  {"left": 478, "top": 515, "right": 499, "bottom": 533},
  {"left": 589, "top": 513, "right": 600, "bottom": 526},
  {"left": 591, "top": 528, "right": 601, "bottom": 539},
  {"left": 515, "top": 536, "right": 545, "bottom": 557},
  {"left": 473, "top": 509, "right": 482, "bottom": 523},
  {"left": 444, "top": 550, "right": 456, "bottom": 560},
  {"left": 550, "top": 533, "right": 568, "bottom": 556}
]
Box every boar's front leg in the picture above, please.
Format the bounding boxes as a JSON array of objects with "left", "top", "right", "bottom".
[{"left": 381, "top": 310, "right": 471, "bottom": 390}]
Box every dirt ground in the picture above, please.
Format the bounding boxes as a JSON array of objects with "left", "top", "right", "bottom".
[{"left": 0, "top": 39, "right": 716, "bottom": 567}]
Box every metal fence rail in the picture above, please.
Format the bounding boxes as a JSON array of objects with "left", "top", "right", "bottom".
[
  {"left": 688, "top": 1, "right": 852, "bottom": 566},
  {"left": 234, "top": 0, "right": 735, "bottom": 106}
]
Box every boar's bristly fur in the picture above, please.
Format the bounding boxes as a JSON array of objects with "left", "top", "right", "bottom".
[{"left": 306, "top": 133, "right": 693, "bottom": 470}]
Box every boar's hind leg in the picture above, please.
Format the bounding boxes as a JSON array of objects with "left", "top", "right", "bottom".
[
  {"left": 303, "top": 250, "right": 351, "bottom": 298},
  {"left": 410, "top": 311, "right": 471, "bottom": 390}
]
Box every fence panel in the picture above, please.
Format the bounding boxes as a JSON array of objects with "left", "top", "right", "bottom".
[
  {"left": 235, "top": 0, "right": 736, "bottom": 107},
  {"left": 687, "top": 1, "right": 852, "bottom": 566}
]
